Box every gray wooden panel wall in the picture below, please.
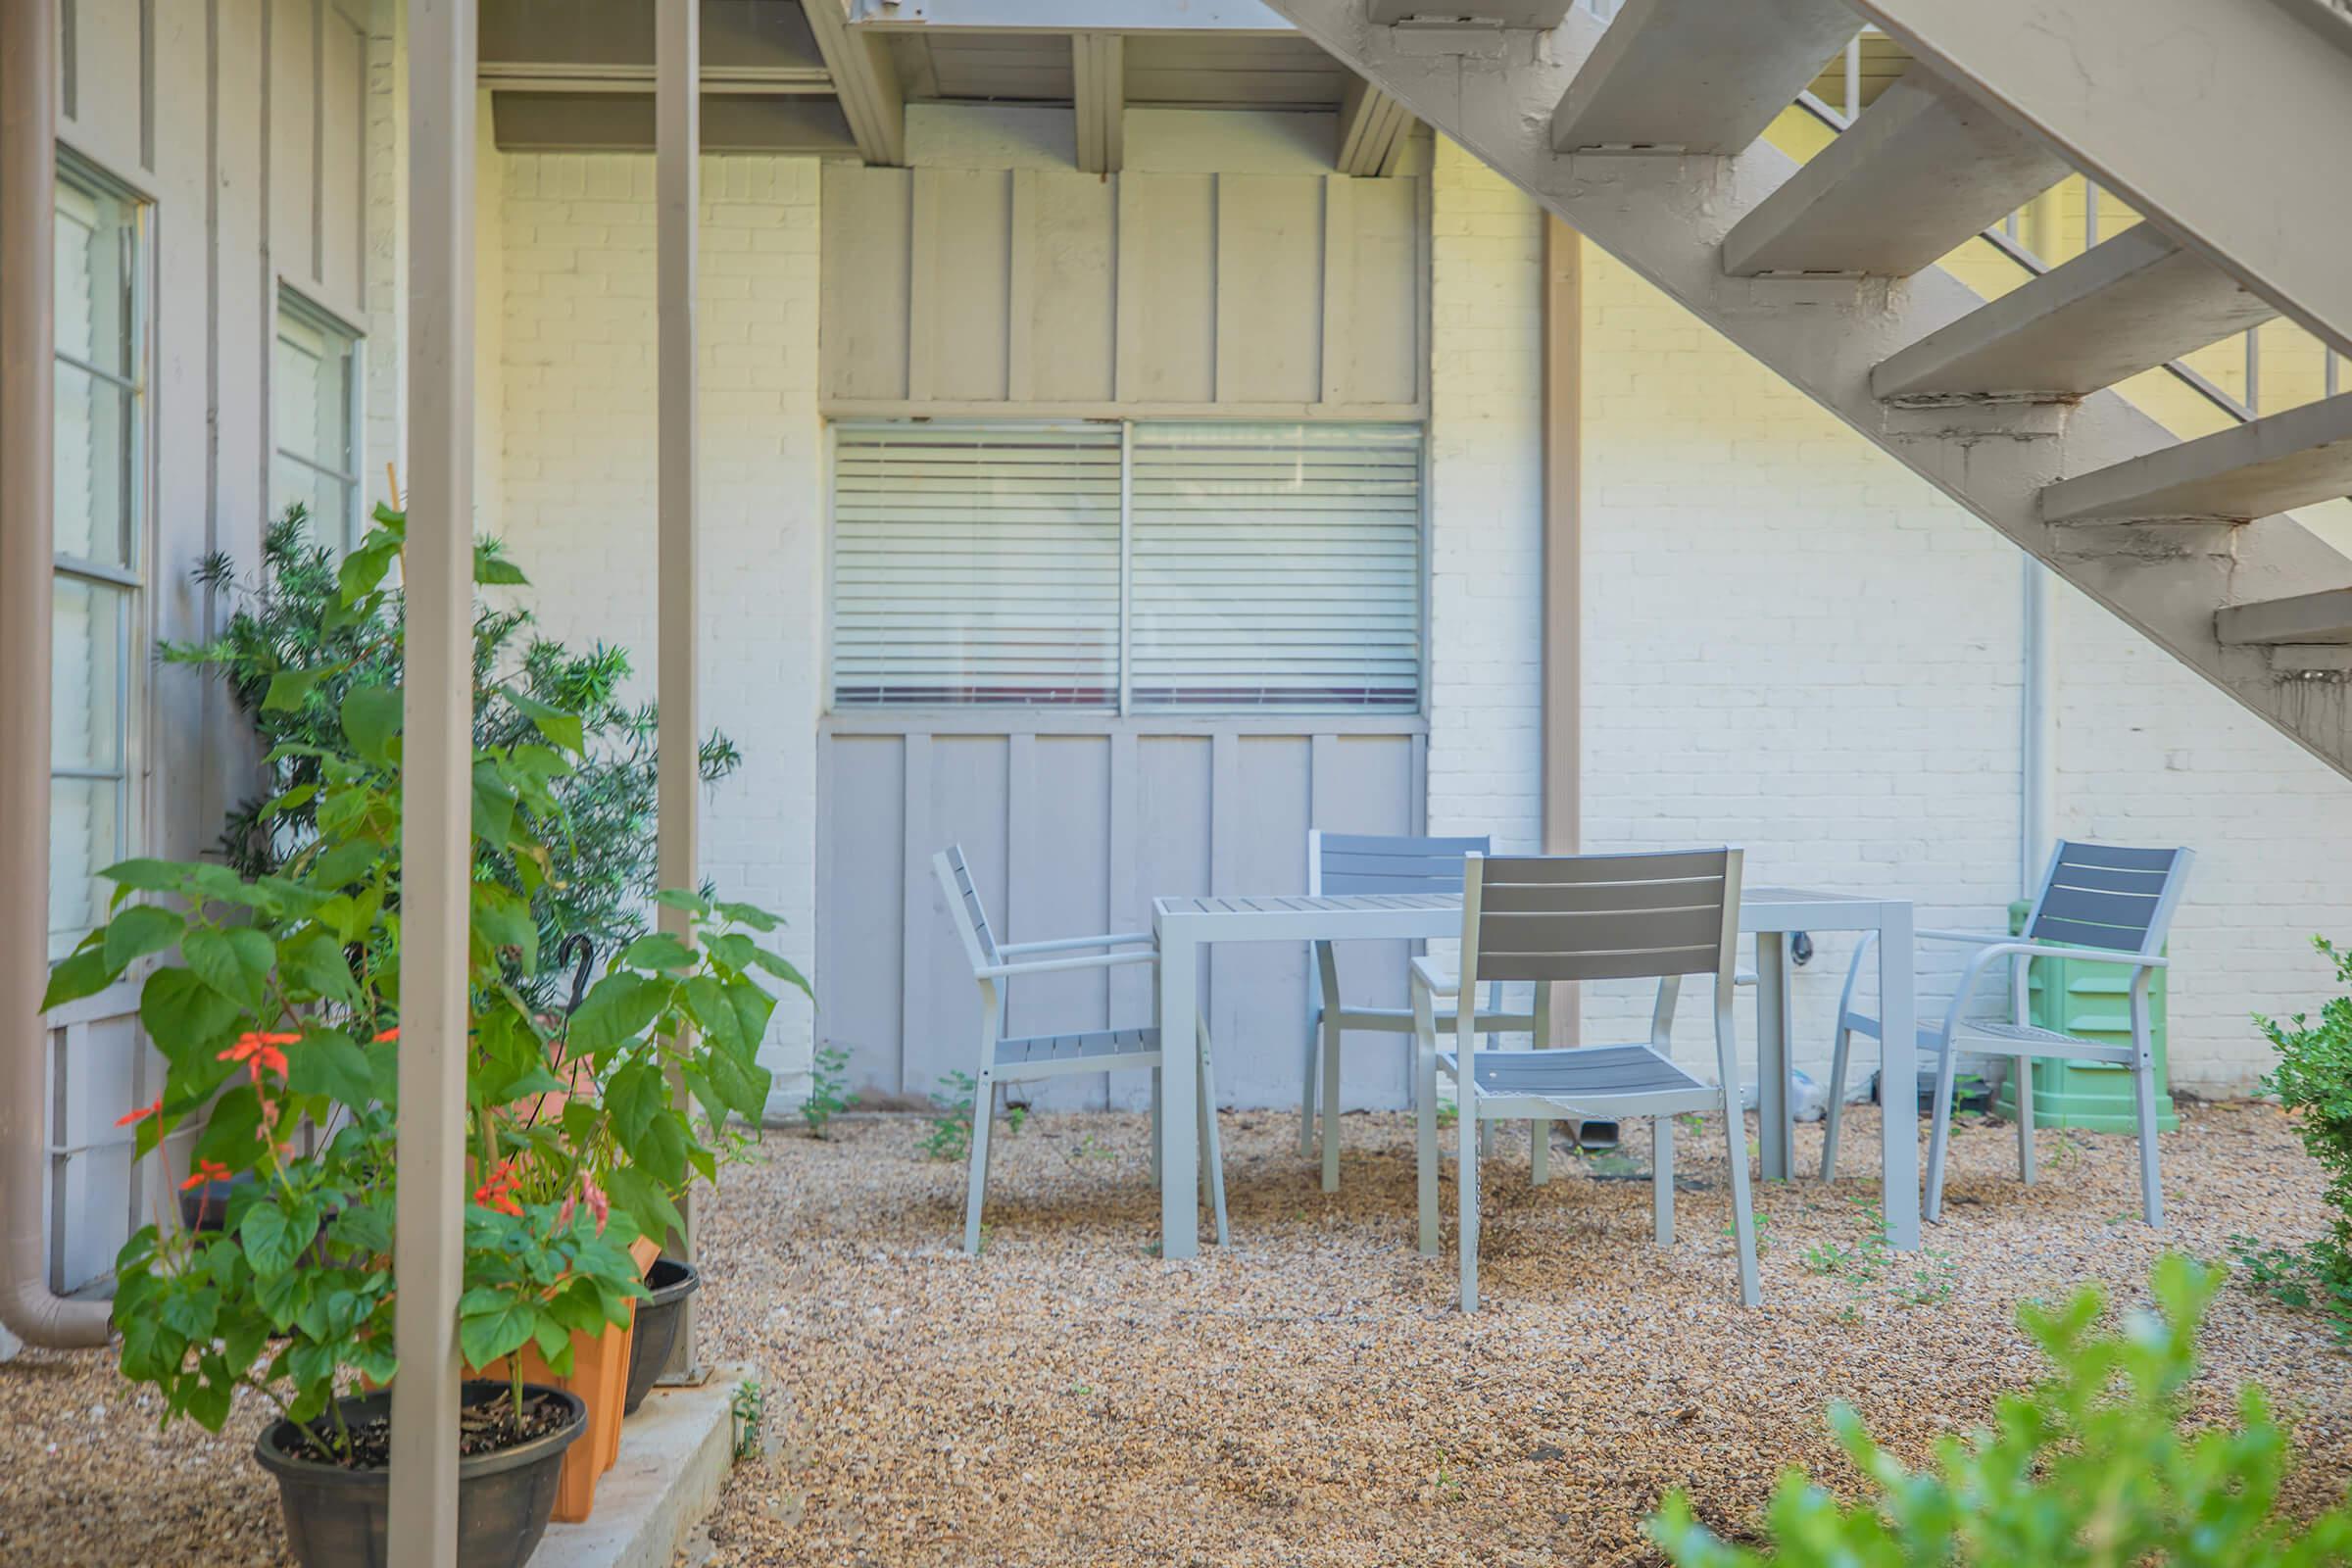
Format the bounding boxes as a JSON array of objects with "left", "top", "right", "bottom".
[
  {"left": 819, "top": 720, "right": 1428, "bottom": 1111},
  {"left": 820, "top": 164, "right": 1428, "bottom": 419}
]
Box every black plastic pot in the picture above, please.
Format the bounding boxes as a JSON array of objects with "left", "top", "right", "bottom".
[
  {"left": 621, "top": 1257, "right": 702, "bottom": 1415},
  {"left": 179, "top": 1172, "right": 254, "bottom": 1233},
  {"left": 254, "top": 1382, "right": 585, "bottom": 1568}
]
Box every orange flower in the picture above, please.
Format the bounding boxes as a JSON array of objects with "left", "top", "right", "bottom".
[
  {"left": 114, "top": 1096, "right": 162, "bottom": 1129},
  {"left": 472, "top": 1159, "right": 524, "bottom": 1218},
  {"left": 179, "top": 1158, "right": 232, "bottom": 1193},
  {"left": 219, "top": 1032, "right": 293, "bottom": 1082},
  {"left": 372, "top": 1027, "right": 399, "bottom": 1043}
]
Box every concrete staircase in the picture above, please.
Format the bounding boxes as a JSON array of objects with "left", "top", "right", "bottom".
[{"left": 1262, "top": 0, "right": 2352, "bottom": 776}]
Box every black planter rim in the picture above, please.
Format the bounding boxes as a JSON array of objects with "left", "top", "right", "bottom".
[
  {"left": 254, "top": 1381, "right": 587, "bottom": 1489},
  {"left": 643, "top": 1256, "right": 701, "bottom": 1308}
]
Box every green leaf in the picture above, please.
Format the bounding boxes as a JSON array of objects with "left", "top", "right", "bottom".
[
  {"left": 308, "top": 838, "right": 382, "bottom": 890},
  {"left": 604, "top": 1164, "right": 684, "bottom": 1246},
  {"left": 620, "top": 932, "right": 696, "bottom": 972},
  {"left": 749, "top": 946, "right": 813, "bottom": 998},
  {"left": 457, "top": 1293, "right": 539, "bottom": 1372},
  {"left": 262, "top": 668, "right": 327, "bottom": 711},
  {"left": 336, "top": 538, "right": 400, "bottom": 607},
  {"left": 502, "top": 688, "right": 585, "bottom": 755},
  {"left": 712, "top": 899, "right": 782, "bottom": 933},
  {"left": 192, "top": 1086, "right": 267, "bottom": 1174},
  {"left": 680, "top": 975, "right": 742, "bottom": 1050},
  {"left": 473, "top": 547, "right": 529, "bottom": 587},
  {"left": 40, "top": 947, "right": 115, "bottom": 1010},
  {"left": 725, "top": 974, "right": 777, "bottom": 1052},
  {"left": 566, "top": 973, "right": 665, "bottom": 1054},
  {"left": 471, "top": 883, "right": 539, "bottom": 972},
  {"left": 139, "top": 967, "right": 242, "bottom": 1065},
  {"left": 286, "top": 1027, "right": 375, "bottom": 1111},
  {"left": 238, "top": 1201, "right": 303, "bottom": 1278},
  {"left": 606, "top": 1062, "right": 666, "bottom": 1151},
  {"left": 652, "top": 888, "right": 711, "bottom": 918},
  {"left": 279, "top": 927, "right": 362, "bottom": 1007},
  {"left": 470, "top": 760, "right": 517, "bottom": 848},
  {"left": 103, "top": 905, "right": 183, "bottom": 971},
  {"left": 100, "top": 858, "right": 192, "bottom": 894},
  {"left": 340, "top": 685, "right": 404, "bottom": 767},
  {"left": 704, "top": 1044, "right": 771, "bottom": 1123}
]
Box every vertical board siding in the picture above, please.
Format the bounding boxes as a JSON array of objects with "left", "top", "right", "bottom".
[
  {"left": 823, "top": 163, "right": 1426, "bottom": 417},
  {"left": 819, "top": 721, "right": 1425, "bottom": 1109}
]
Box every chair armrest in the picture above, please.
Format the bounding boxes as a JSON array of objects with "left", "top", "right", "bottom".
[
  {"left": 998, "top": 931, "right": 1153, "bottom": 957},
  {"left": 1408, "top": 956, "right": 1459, "bottom": 997},
  {"left": 976, "top": 950, "right": 1158, "bottom": 980},
  {"left": 1734, "top": 968, "right": 1758, "bottom": 987},
  {"left": 1917, "top": 928, "right": 2013, "bottom": 946}
]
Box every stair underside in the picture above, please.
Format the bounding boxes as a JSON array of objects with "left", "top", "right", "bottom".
[{"left": 1261, "top": 0, "right": 2352, "bottom": 779}]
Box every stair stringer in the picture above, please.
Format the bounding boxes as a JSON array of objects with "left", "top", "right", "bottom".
[{"left": 1259, "top": 0, "right": 2352, "bottom": 777}]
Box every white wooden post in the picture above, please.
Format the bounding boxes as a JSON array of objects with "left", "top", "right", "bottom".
[
  {"left": 389, "top": 0, "right": 476, "bottom": 1562},
  {"left": 655, "top": 0, "right": 703, "bottom": 1376}
]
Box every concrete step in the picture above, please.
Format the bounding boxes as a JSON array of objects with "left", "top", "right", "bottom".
[
  {"left": 1872, "top": 224, "right": 2278, "bottom": 402},
  {"left": 1549, "top": 0, "right": 1858, "bottom": 155},
  {"left": 1367, "top": 0, "right": 1570, "bottom": 24},
  {"left": 2216, "top": 587, "right": 2352, "bottom": 647},
  {"left": 1721, "top": 69, "right": 2069, "bottom": 278},
  {"left": 2042, "top": 393, "right": 2352, "bottom": 524}
]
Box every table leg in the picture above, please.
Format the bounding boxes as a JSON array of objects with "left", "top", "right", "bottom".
[
  {"left": 1878, "top": 904, "right": 1920, "bottom": 1250},
  {"left": 1159, "top": 927, "right": 1200, "bottom": 1261},
  {"left": 1755, "top": 931, "right": 1791, "bottom": 1180}
]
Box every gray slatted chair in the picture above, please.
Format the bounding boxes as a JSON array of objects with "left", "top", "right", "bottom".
[
  {"left": 932, "top": 846, "right": 1229, "bottom": 1255},
  {"left": 1413, "top": 849, "right": 1760, "bottom": 1310},
  {"left": 1302, "top": 830, "right": 1538, "bottom": 1193},
  {"left": 1822, "top": 841, "right": 2193, "bottom": 1227}
]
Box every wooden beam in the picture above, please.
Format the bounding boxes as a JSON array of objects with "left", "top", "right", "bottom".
[
  {"left": 1072, "top": 34, "right": 1124, "bottom": 173},
  {"left": 655, "top": 0, "right": 703, "bottom": 1375},
  {"left": 1336, "top": 74, "right": 1410, "bottom": 175},
  {"left": 391, "top": 0, "right": 478, "bottom": 1563},
  {"left": 1540, "top": 216, "right": 1580, "bottom": 1048},
  {"left": 804, "top": 0, "right": 905, "bottom": 166}
]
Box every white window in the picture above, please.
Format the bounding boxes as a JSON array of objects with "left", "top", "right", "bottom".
[
  {"left": 51, "top": 164, "right": 147, "bottom": 958},
  {"left": 272, "top": 291, "right": 363, "bottom": 554},
  {"left": 829, "top": 421, "right": 1424, "bottom": 714}
]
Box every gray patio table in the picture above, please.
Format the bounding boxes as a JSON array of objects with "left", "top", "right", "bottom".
[{"left": 1150, "top": 886, "right": 1918, "bottom": 1261}]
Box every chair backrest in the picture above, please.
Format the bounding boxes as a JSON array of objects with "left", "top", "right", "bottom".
[
  {"left": 2022, "top": 841, "right": 2194, "bottom": 956},
  {"left": 931, "top": 845, "right": 1002, "bottom": 975},
  {"left": 1460, "top": 848, "right": 1742, "bottom": 985},
  {"left": 1309, "top": 830, "right": 1493, "bottom": 897}
]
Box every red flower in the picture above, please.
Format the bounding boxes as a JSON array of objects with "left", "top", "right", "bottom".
[
  {"left": 179, "top": 1158, "right": 232, "bottom": 1193},
  {"left": 219, "top": 1031, "right": 294, "bottom": 1083},
  {"left": 372, "top": 1027, "right": 399, "bottom": 1043},
  {"left": 114, "top": 1096, "right": 162, "bottom": 1129},
  {"left": 472, "top": 1159, "right": 524, "bottom": 1218}
]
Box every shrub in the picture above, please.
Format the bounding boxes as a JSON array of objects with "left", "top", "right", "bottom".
[
  {"left": 1646, "top": 1256, "right": 2352, "bottom": 1566},
  {"left": 167, "top": 505, "right": 741, "bottom": 1012},
  {"left": 2247, "top": 937, "right": 2352, "bottom": 1337}
]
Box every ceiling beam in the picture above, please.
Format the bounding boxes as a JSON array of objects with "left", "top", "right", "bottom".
[
  {"left": 1336, "top": 74, "right": 1410, "bottom": 175},
  {"left": 847, "top": 0, "right": 1292, "bottom": 30},
  {"left": 1072, "top": 34, "right": 1125, "bottom": 173},
  {"left": 478, "top": 62, "right": 836, "bottom": 93},
  {"left": 804, "top": 0, "right": 906, "bottom": 165}
]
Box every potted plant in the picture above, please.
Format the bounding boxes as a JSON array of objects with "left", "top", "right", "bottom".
[{"left": 47, "top": 509, "right": 806, "bottom": 1562}]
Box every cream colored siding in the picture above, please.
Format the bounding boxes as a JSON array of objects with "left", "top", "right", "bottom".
[{"left": 821, "top": 162, "right": 1426, "bottom": 418}]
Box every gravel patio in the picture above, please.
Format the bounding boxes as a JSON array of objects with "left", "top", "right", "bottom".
[{"left": 3, "top": 1100, "right": 2348, "bottom": 1567}]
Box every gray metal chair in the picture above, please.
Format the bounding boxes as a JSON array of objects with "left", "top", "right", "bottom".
[
  {"left": 1303, "top": 831, "right": 1540, "bottom": 1191},
  {"left": 1822, "top": 841, "right": 2193, "bottom": 1227},
  {"left": 1413, "top": 849, "right": 1760, "bottom": 1310},
  {"left": 933, "top": 845, "right": 1229, "bottom": 1254}
]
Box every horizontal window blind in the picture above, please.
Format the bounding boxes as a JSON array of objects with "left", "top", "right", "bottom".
[
  {"left": 1130, "top": 423, "right": 1422, "bottom": 711},
  {"left": 832, "top": 425, "right": 1122, "bottom": 708}
]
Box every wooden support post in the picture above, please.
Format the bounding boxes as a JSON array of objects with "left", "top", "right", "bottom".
[
  {"left": 390, "top": 1, "right": 478, "bottom": 1564},
  {"left": 655, "top": 0, "right": 703, "bottom": 1378},
  {"left": 1541, "top": 216, "right": 1581, "bottom": 1049}
]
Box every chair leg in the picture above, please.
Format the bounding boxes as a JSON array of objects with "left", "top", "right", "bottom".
[
  {"left": 1298, "top": 1006, "right": 1320, "bottom": 1159},
  {"left": 1458, "top": 1102, "right": 1481, "bottom": 1313},
  {"left": 1721, "top": 1087, "right": 1760, "bottom": 1307},
  {"left": 1651, "top": 1114, "right": 1674, "bottom": 1248},
  {"left": 1199, "top": 1020, "right": 1230, "bottom": 1248},
  {"left": 962, "top": 1074, "right": 997, "bottom": 1256},
  {"left": 1820, "top": 1020, "right": 1853, "bottom": 1181},
  {"left": 1415, "top": 993, "right": 1440, "bottom": 1257},
  {"left": 2132, "top": 1054, "right": 2165, "bottom": 1229},
  {"left": 2014, "top": 1057, "right": 2037, "bottom": 1185},
  {"left": 1922, "top": 1042, "right": 1962, "bottom": 1226},
  {"left": 1320, "top": 1006, "right": 1345, "bottom": 1193}
]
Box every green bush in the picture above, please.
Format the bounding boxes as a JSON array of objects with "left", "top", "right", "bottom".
[
  {"left": 1647, "top": 1256, "right": 2352, "bottom": 1566},
  {"left": 168, "top": 506, "right": 740, "bottom": 1011},
  {"left": 2245, "top": 937, "right": 2352, "bottom": 1336}
]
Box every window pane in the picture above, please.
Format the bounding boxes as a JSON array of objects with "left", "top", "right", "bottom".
[
  {"left": 49, "top": 777, "right": 122, "bottom": 960},
  {"left": 51, "top": 578, "right": 124, "bottom": 773},
  {"left": 53, "top": 361, "right": 135, "bottom": 568},
  {"left": 275, "top": 311, "right": 354, "bottom": 472},
  {"left": 53, "top": 178, "right": 133, "bottom": 377},
  {"left": 273, "top": 458, "right": 357, "bottom": 556},
  {"left": 831, "top": 427, "right": 1122, "bottom": 709},
  {"left": 1130, "top": 423, "right": 1422, "bottom": 712}
]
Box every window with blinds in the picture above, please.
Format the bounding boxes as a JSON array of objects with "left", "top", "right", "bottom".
[
  {"left": 829, "top": 421, "right": 1424, "bottom": 715},
  {"left": 273, "top": 290, "right": 363, "bottom": 555}
]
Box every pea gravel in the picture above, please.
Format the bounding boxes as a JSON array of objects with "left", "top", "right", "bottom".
[{"left": 2, "top": 1101, "right": 2347, "bottom": 1567}]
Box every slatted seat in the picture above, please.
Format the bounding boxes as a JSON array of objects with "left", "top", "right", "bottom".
[
  {"left": 1823, "top": 840, "right": 2192, "bottom": 1228},
  {"left": 1416, "top": 849, "right": 1760, "bottom": 1311},
  {"left": 932, "top": 846, "right": 1230, "bottom": 1253}
]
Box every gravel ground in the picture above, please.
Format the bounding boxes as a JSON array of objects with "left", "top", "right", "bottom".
[{"left": 2, "top": 1101, "right": 2347, "bottom": 1567}]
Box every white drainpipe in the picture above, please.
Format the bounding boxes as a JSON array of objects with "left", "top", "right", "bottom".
[
  {"left": 0, "top": 0, "right": 113, "bottom": 1350},
  {"left": 2020, "top": 555, "right": 2050, "bottom": 898}
]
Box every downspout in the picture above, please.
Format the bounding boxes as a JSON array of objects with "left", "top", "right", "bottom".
[
  {"left": 2020, "top": 555, "right": 2049, "bottom": 895},
  {"left": 0, "top": 0, "right": 114, "bottom": 1348}
]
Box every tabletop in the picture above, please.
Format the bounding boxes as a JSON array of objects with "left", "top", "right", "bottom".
[{"left": 1152, "top": 888, "right": 1909, "bottom": 935}]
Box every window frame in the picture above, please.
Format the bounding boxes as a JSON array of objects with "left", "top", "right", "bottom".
[
  {"left": 49, "top": 150, "right": 154, "bottom": 961},
  {"left": 271, "top": 283, "right": 366, "bottom": 556},
  {"left": 823, "top": 417, "right": 1432, "bottom": 720}
]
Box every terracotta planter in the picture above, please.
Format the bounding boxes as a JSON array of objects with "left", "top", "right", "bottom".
[
  {"left": 622, "top": 1256, "right": 702, "bottom": 1416},
  {"left": 254, "top": 1382, "right": 583, "bottom": 1568}
]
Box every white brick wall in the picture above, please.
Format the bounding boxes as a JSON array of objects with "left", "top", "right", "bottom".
[{"left": 496, "top": 153, "right": 824, "bottom": 1112}]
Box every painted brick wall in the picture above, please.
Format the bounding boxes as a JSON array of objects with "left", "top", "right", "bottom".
[{"left": 496, "top": 152, "right": 823, "bottom": 1113}]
